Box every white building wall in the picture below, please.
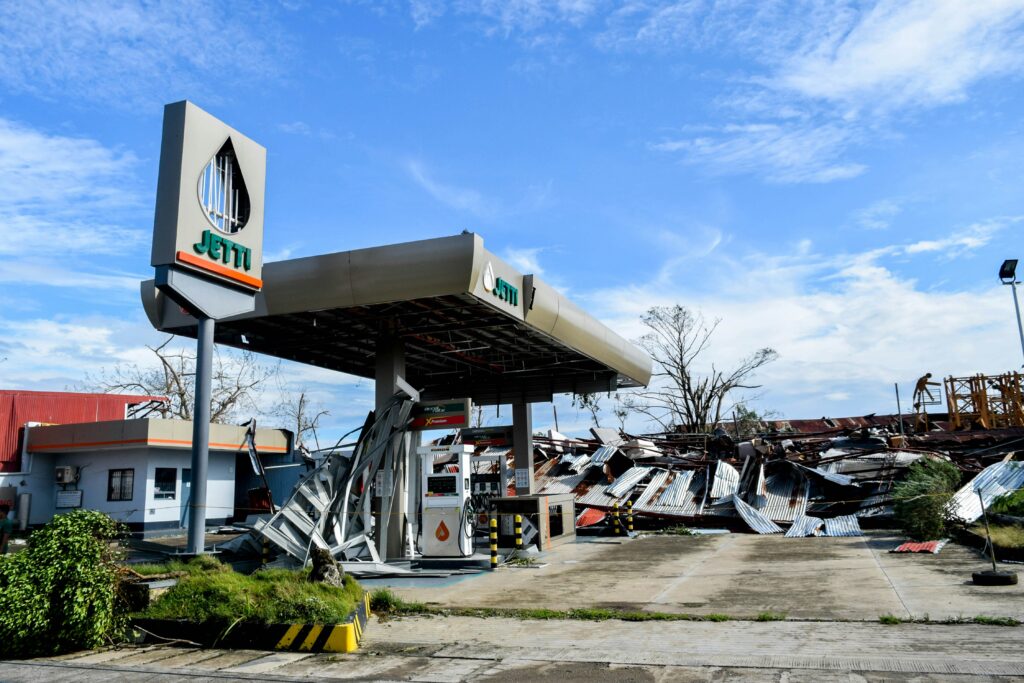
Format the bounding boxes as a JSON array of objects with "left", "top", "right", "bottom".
[
  {"left": 0, "top": 451, "right": 56, "bottom": 526},
  {"left": 141, "top": 450, "right": 234, "bottom": 529}
]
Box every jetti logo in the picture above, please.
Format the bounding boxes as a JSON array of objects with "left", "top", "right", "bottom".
[
  {"left": 481, "top": 261, "right": 518, "bottom": 307},
  {"left": 188, "top": 139, "right": 253, "bottom": 272}
]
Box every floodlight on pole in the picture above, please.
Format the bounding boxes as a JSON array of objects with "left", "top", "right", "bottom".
[{"left": 999, "top": 259, "right": 1024, "bottom": 368}]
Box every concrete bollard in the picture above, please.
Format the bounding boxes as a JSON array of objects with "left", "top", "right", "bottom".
[
  {"left": 490, "top": 516, "right": 498, "bottom": 570},
  {"left": 627, "top": 500, "right": 634, "bottom": 534},
  {"left": 514, "top": 514, "right": 523, "bottom": 551},
  {"left": 613, "top": 503, "right": 620, "bottom": 535}
]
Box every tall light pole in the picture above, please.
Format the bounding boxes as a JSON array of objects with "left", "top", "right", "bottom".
[{"left": 999, "top": 259, "right": 1024, "bottom": 367}]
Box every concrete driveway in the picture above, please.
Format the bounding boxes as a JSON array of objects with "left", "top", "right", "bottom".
[{"left": 387, "top": 531, "right": 1022, "bottom": 620}]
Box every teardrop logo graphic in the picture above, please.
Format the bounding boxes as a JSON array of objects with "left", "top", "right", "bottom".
[
  {"left": 435, "top": 521, "right": 450, "bottom": 542},
  {"left": 481, "top": 261, "right": 496, "bottom": 293},
  {"left": 198, "top": 138, "right": 250, "bottom": 235}
]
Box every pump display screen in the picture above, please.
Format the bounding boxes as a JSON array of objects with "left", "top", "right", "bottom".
[{"left": 426, "top": 475, "right": 458, "bottom": 496}]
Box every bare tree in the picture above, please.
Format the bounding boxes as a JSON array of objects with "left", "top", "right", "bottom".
[
  {"left": 572, "top": 392, "right": 603, "bottom": 428},
  {"left": 629, "top": 305, "right": 778, "bottom": 433},
  {"left": 275, "top": 388, "right": 329, "bottom": 450},
  {"left": 86, "top": 337, "right": 279, "bottom": 423}
]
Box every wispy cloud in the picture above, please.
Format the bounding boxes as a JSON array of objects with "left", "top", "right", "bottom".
[
  {"left": 652, "top": 122, "right": 866, "bottom": 184},
  {"left": 504, "top": 246, "right": 546, "bottom": 275},
  {"left": 0, "top": 0, "right": 288, "bottom": 107},
  {"left": 278, "top": 121, "right": 312, "bottom": 136},
  {"left": 404, "top": 158, "right": 494, "bottom": 216},
  {"left": 902, "top": 216, "right": 1020, "bottom": 258},
  {"left": 856, "top": 198, "right": 903, "bottom": 230}
]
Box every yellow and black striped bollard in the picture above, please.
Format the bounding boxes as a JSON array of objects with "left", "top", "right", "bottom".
[
  {"left": 262, "top": 539, "right": 270, "bottom": 566},
  {"left": 612, "top": 503, "right": 620, "bottom": 535},
  {"left": 490, "top": 516, "right": 498, "bottom": 570},
  {"left": 627, "top": 500, "right": 634, "bottom": 534},
  {"left": 514, "top": 514, "right": 523, "bottom": 551}
]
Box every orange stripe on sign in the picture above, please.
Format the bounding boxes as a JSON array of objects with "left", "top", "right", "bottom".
[
  {"left": 176, "top": 250, "right": 263, "bottom": 289},
  {"left": 32, "top": 437, "right": 288, "bottom": 452}
]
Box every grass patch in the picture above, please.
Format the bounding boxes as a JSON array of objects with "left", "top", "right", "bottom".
[
  {"left": 128, "top": 555, "right": 224, "bottom": 577},
  {"left": 507, "top": 556, "right": 537, "bottom": 567},
  {"left": 142, "top": 558, "right": 363, "bottom": 625},
  {"left": 368, "top": 588, "right": 427, "bottom": 616},
  {"left": 879, "top": 614, "right": 903, "bottom": 625},
  {"left": 755, "top": 611, "right": 787, "bottom": 622},
  {"left": 970, "top": 523, "right": 1024, "bottom": 549},
  {"left": 972, "top": 615, "right": 1020, "bottom": 627},
  {"left": 657, "top": 525, "right": 696, "bottom": 536}
]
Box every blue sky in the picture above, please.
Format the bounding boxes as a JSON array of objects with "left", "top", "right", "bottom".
[{"left": 1, "top": 0, "right": 1024, "bottom": 440}]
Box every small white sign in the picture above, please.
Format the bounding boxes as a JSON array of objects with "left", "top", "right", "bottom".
[
  {"left": 515, "top": 468, "right": 531, "bottom": 491},
  {"left": 56, "top": 490, "right": 83, "bottom": 509}
]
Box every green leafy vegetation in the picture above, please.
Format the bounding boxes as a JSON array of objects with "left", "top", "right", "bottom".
[
  {"left": 658, "top": 525, "right": 697, "bottom": 536},
  {"left": 129, "top": 555, "right": 223, "bottom": 577},
  {"left": 142, "top": 559, "right": 363, "bottom": 625},
  {"left": 0, "top": 509, "right": 129, "bottom": 658},
  {"left": 972, "top": 615, "right": 1020, "bottom": 627},
  {"left": 755, "top": 611, "right": 787, "bottom": 621},
  {"left": 990, "top": 490, "right": 1024, "bottom": 517},
  {"left": 879, "top": 614, "right": 903, "bottom": 625},
  {"left": 892, "top": 458, "right": 961, "bottom": 541},
  {"left": 969, "top": 523, "right": 1024, "bottom": 549},
  {"left": 369, "top": 588, "right": 427, "bottom": 616}
]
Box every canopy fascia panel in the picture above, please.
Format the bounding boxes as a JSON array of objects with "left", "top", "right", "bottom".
[{"left": 141, "top": 233, "right": 652, "bottom": 405}]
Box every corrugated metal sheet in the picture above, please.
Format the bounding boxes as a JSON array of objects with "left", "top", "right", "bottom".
[
  {"left": 756, "top": 473, "right": 809, "bottom": 523},
  {"left": 0, "top": 390, "right": 164, "bottom": 472},
  {"left": 822, "top": 515, "right": 863, "bottom": 537},
  {"left": 948, "top": 460, "right": 1024, "bottom": 523},
  {"left": 799, "top": 464, "right": 858, "bottom": 487},
  {"left": 785, "top": 515, "right": 824, "bottom": 537},
  {"left": 709, "top": 460, "right": 739, "bottom": 499},
  {"left": 633, "top": 469, "right": 670, "bottom": 508},
  {"left": 891, "top": 540, "right": 948, "bottom": 554},
  {"left": 575, "top": 507, "right": 606, "bottom": 527},
  {"left": 632, "top": 468, "right": 707, "bottom": 517},
  {"left": 590, "top": 445, "right": 619, "bottom": 466},
  {"left": 539, "top": 471, "right": 590, "bottom": 496},
  {"left": 577, "top": 482, "right": 620, "bottom": 508},
  {"left": 558, "top": 453, "right": 592, "bottom": 473},
  {"left": 831, "top": 451, "right": 924, "bottom": 479},
  {"left": 733, "top": 496, "right": 783, "bottom": 534},
  {"left": 607, "top": 466, "right": 652, "bottom": 498}
]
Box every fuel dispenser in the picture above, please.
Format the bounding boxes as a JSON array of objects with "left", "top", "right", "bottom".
[{"left": 418, "top": 444, "right": 473, "bottom": 557}]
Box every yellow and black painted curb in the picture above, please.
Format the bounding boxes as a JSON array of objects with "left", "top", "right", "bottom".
[{"left": 133, "top": 592, "right": 372, "bottom": 653}]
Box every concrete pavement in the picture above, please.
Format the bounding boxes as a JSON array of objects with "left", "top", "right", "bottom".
[
  {"left": 386, "top": 532, "right": 1023, "bottom": 620},
  {"left": 6, "top": 617, "right": 1024, "bottom": 681}
]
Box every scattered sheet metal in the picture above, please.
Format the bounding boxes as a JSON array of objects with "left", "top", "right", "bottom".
[
  {"left": 575, "top": 507, "right": 606, "bottom": 527},
  {"left": 577, "top": 482, "right": 621, "bottom": 509},
  {"left": 590, "top": 444, "right": 619, "bottom": 466},
  {"left": 539, "top": 470, "right": 590, "bottom": 496},
  {"left": 709, "top": 460, "right": 740, "bottom": 499},
  {"left": 785, "top": 515, "right": 824, "bottom": 537},
  {"left": 633, "top": 469, "right": 671, "bottom": 509},
  {"left": 822, "top": 515, "right": 863, "bottom": 537},
  {"left": 891, "top": 540, "right": 948, "bottom": 554},
  {"left": 607, "top": 466, "right": 653, "bottom": 498},
  {"left": 632, "top": 469, "right": 706, "bottom": 517},
  {"left": 732, "top": 495, "right": 784, "bottom": 534},
  {"left": 591, "top": 427, "right": 624, "bottom": 446},
  {"left": 798, "top": 464, "right": 859, "bottom": 487},
  {"left": 755, "top": 471, "right": 809, "bottom": 523},
  {"left": 948, "top": 460, "right": 1024, "bottom": 523}
]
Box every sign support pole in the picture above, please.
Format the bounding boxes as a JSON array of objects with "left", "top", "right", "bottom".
[{"left": 187, "top": 315, "right": 214, "bottom": 555}]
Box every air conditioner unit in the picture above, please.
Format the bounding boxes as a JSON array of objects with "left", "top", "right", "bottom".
[{"left": 55, "top": 466, "right": 78, "bottom": 484}]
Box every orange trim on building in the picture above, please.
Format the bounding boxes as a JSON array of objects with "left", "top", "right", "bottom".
[
  {"left": 31, "top": 437, "right": 288, "bottom": 452},
  {"left": 175, "top": 250, "right": 263, "bottom": 289}
]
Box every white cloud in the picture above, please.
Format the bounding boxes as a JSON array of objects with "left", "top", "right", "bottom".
[
  {"left": 504, "top": 247, "right": 546, "bottom": 275},
  {"left": 404, "top": 158, "right": 494, "bottom": 216},
  {"left": 777, "top": 0, "right": 1024, "bottom": 109},
  {"left": 410, "top": 0, "right": 446, "bottom": 28},
  {"left": 0, "top": 0, "right": 287, "bottom": 107},
  {"left": 902, "top": 217, "right": 1020, "bottom": 258},
  {"left": 652, "top": 122, "right": 866, "bottom": 183},
  {"left": 0, "top": 117, "right": 145, "bottom": 258},
  {"left": 579, "top": 218, "right": 1021, "bottom": 422},
  {"left": 856, "top": 198, "right": 903, "bottom": 230},
  {"left": 454, "top": 0, "right": 600, "bottom": 35},
  {"left": 278, "top": 121, "right": 312, "bottom": 135}
]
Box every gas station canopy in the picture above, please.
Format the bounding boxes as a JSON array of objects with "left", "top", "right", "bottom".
[{"left": 141, "top": 233, "right": 651, "bottom": 405}]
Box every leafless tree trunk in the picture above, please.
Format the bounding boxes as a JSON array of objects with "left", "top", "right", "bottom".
[
  {"left": 628, "top": 305, "right": 778, "bottom": 433},
  {"left": 276, "top": 388, "right": 329, "bottom": 450},
  {"left": 572, "top": 392, "right": 603, "bottom": 428},
  {"left": 86, "top": 337, "right": 279, "bottom": 424}
]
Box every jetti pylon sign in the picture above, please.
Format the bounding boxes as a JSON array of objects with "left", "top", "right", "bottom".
[{"left": 151, "top": 101, "right": 266, "bottom": 319}]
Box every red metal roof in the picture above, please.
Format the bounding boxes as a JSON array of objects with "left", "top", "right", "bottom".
[
  {"left": 891, "top": 540, "right": 948, "bottom": 554},
  {"left": 575, "top": 507, "right": 606, "bottom": 528},
  {"left": 0, "top": 390, "right": 165, "bottom": 472}
]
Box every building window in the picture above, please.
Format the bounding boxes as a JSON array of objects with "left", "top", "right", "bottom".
[
  {"left": 154, "top": 467, "right": 177, "bottom": 500},
  {"left": 108, "top": 469, "right": 134, "bottom": 502}
]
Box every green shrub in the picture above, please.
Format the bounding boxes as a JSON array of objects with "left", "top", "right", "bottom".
[
  {"left": 893, "top": 458, "right": 961, "bottom": 541},
  {"left": 143, "top": 563, "right": 363, "bottom": 625},
  {"left": 990, "top": 489, "right": 1024, "bottom": 517},
  {"left": 0, "top": 509, "right": 128, "bottom": 658}
]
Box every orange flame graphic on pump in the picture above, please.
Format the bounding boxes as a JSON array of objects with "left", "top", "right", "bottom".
[{"left": 435, "top": 521, "right": 450, "bottom": 542}]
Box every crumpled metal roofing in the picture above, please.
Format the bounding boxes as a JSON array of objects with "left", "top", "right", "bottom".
[
  {"left": 948, "top": 460, "right": 1024, "bottom": 523},
  {"left": 822, "top": 515, "right": 863, "bottom": 537},
  {"left": 577, "top": 482, "right": 620, "bottom": 508},
  {"left": 709, "top": 460, "right": 739, "bottom": 499},
  {"left": 799, "top": 464, "right": 858, "bottom": 487},
  {"left": 733, "top": 495, "right": 783, "bottom": 534},
  {"left": 559, "top": 452, "right": 592, "bottom": 474},
  {"left": 755, "top": 472, "right": 809, "bottom": 523},
  {"left": 633, "top": 468, "right": 671, "bottom": 509},
  {"left": 891, "top": 539, "right": 948, "bottom": 554},
  {"left": 785, "top": 515, "right": 824, "bottom": 537},
  {"left": 590, "top": 444, "right": 619, "bottom": 466},
  {"left": 632, "top": 468, "right": 706, "bottom": 517},
  {"left": 607, "top": 465, "right": 653, "bottom": 498},
  {"left": 539, "top": 470, "right": 589, "bottom": 496}
]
